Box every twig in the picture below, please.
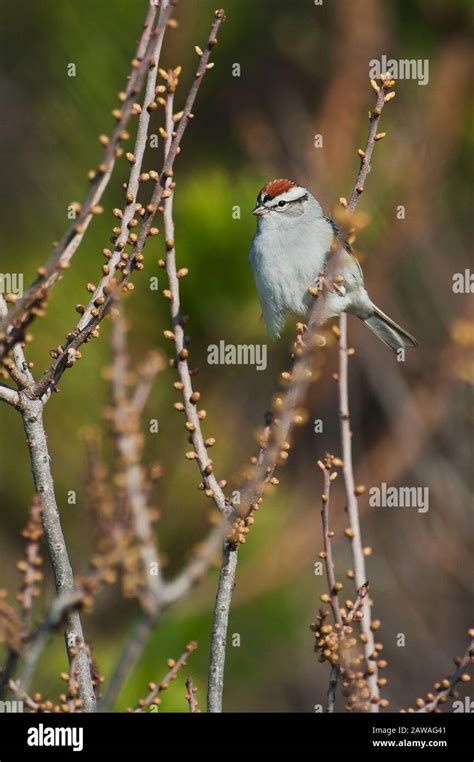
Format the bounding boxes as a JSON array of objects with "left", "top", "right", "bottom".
[
  {"left": 414, "top": 632, "right": 473, "bottom": 713},
  {"left": 337, "top": 312, "right": 379, "bottom": 711},
  {"left": 33, "top": 8, "right": 225, "bottom": 401},
  {"left": 318, "top": 461, "right": 343, "bottom": 712},
  {"left": 0, "top": 1, "right": 162, "bottom": 359},
  {"left": 130, "top": 640, "right": 197, "bottom": 712},
  {"left": 185, "top": 676, "right": 200, "bottom": 712},
  {"left": 7, "top": 679, "right": 40, "bottom": 712},
  {"left": 207, "top": 540, "right": 238, "bottom": 712},
  {"left": 161, "top": 78, "right": 231, "bottom": 521}
]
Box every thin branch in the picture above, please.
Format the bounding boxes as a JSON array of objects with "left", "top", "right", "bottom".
[
  {"left": 318, "top": 462, "right": 343, "bottom": 712},
  {"left": 161, "top": 80, "right": 231, "bottom": 520},
  {"left": 33, "top": 8, "right": 225, "bottom": 401},
  {"left": 185, "top": 676, "right": 200, "bottom": 713},
  {"left": 337, "top": 312, "right": 379, "bottom": 711},
  {"left": 130, "top": 640, "right": 197, "bottom": 712},
  {"left": 414, "top": 633, "right": 473, "bottom": 713},
  {"left": 7, "top": 679, "right": 40, "bottom": 712},
  {"left": 0, "top": 1, "right": 162, "bottom": 359},
  {"left": 207, "top": 540, "right": 238, "bottom": 712}
]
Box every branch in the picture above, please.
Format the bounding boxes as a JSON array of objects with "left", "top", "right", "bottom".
[
  {"left": 207, "top": 540, "right": 238, "bottom": 712},
  {"left": 0, "top": 382, "right": 19, "bottom": 407},
  {"left": 185, "top": 676, "right": 200, "bottom": 712},
  {"left": 19, "top": 395, "right": 96, "bottom": 711},
  {"left": 130, "top": 640, "right": 197, "bottom": 712},
  {"left": 7, "top": 679, "right": 40, "bottom": 712},
  {"left": 33, "top": 8, "right": 225, "bottom": 401},
  {"left": 161, "top": 75, "right": 232, "bottom": 521},
  {"left": 337, "top": 312, "right": 380, "bottom": 711},
  {"left": 413, "top": 632, "right": 473, "bottom": 713},
  {"left": 0, "top": 1, "right": 163, "bottom": 359},
  {"left": 318, "top": 460, "right": 343, "bottom": 712}
]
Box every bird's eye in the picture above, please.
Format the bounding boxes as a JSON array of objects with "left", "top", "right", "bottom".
[{"left": 278, "top": 200, "right": 287, "bottom": 207}]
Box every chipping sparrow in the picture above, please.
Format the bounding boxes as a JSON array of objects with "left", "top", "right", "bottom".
[{"left": 249, "top": 179, "right": 417, "bottom": 353}]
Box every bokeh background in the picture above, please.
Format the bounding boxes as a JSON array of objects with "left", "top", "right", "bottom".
[{"left": 0, "top": 0, "right": 472, "bottom": 711}]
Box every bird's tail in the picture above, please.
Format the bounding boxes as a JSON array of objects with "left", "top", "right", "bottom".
[{"left": 363, "top": 304, "right": 418, "bottom": 353}]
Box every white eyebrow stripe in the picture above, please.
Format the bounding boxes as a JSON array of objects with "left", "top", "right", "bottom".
[{"left": 267, "top": 186, "right": 307, "bottom": 205}]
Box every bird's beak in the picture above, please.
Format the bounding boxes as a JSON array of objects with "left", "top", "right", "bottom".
[{"left": 252, "top": 203, "right": 269, "bottom": 216}]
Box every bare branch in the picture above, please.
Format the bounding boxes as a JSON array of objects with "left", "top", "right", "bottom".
[
  {"left": 130, "top": 640, "right": 197, "bottom": 712},
  {"left": 207, "top": 540, "right": 238, "bottom": 712},
  {"left": 19, "top": 395, "right": 96, "bottom": 711},
  {"left": 185, "top": 676, "right": 200, "bottom": 713},
  {"left": 337, "top": 312, "right": 379, "bottom": 711},
  {"left": 161, "top": 80, "right": 231, "bottom": 520},
  {"left": 414, "top": 633, "right": 473, "bottom": 713}
]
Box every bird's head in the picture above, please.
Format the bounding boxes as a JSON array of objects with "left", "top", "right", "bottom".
[{"left": 252, "top": 178, "right": 316, "bottom": 219}]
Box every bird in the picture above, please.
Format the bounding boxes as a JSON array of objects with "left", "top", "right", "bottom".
[{"left": 249, "top": 178, "right": 417, "bottom": 353}]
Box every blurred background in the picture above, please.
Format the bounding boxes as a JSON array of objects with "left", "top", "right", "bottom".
[{"left": 0, "top": 0, "right": 472, "bottom": 711}]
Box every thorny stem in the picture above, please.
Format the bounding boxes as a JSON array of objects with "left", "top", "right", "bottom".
[{"left": 0, "top": 2, "right": 162, "bottom": 359}]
